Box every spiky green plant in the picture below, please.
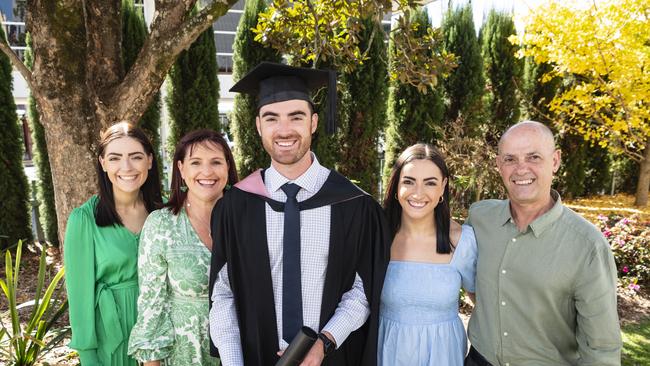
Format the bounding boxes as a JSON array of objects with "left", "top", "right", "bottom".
[{"left": 0, "top": 241, "right": 69, "bottom": 365}]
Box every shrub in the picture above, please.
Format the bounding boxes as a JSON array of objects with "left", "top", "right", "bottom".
[
  {"left": 595, "top": 214, "right": 650, "bottom": 294},
  {"left": 0, "top": 241, "right": 69, "bottom": 365},
  {"left": 438, "top": 116, "right": 505, "bottom": 211}
]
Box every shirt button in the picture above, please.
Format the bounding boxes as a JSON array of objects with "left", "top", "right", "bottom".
[
  {"left": 511, "top": 238, "right": 517, "bottom": 242},
  {"left": 501, "top": 301, "right": 506, "bottom": 306},
  {"left": 501, "top": 269, "right": 507, "bottom": 274},
  {"left": 504, "top": 332, "right": 509, "bottom": 336},
  {"left": 505, "top": 363, "right": 510, "bottom": 366}
]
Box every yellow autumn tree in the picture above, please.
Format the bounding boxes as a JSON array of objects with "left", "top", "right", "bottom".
[{"left": 516, "top": 0, "right": 650, "bottom": 205}]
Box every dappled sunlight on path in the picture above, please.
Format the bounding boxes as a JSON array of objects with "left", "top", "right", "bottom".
[{"left": 565, "top": 194, "right": 650, "bottom": 223}]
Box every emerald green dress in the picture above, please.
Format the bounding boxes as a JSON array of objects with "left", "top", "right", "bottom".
[{"left": 64, "top": 196, "right": 139, "bottom": 366}]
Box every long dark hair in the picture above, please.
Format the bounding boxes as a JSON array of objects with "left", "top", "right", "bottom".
[
  {"left": 382, "top": 143, "right": 453, "bottom": 254},
  {"left": 166, "top": 129, "right": 238, "bottom": 215},
  {"left": 95, "top": 122, "right": 163, "bottom": 227}
]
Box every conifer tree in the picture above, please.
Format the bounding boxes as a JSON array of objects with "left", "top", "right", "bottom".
[
  {"left": 0, "top": 25, "right": 32, "bottom": 248},
  {"left": 523, "top": 58, "right": 560, "bottom": 122},
  {"left": 338, "top": 18, "right": 387, "bottom": 197},
  {"left": 480, "top": 9, "right": 522, "bottom": 135},
  {"left": 309, "top": 60, "right": 347, "bottom": 170},
  {"left": 230, "top": 0, "right": 280, "bottom": 177},
  {"left": 167, "top": 16, "right": 220, "bottom": 148},
  {"left": 523, "top": 62, "right": 612, "bottom": 197},
  {"left": 383, "top": 8, "right": 445, "bottom": 185},
  {"left": 122, "top": 0, "right": 162, "bottom": 172},
  {"left": 442, "top": 4, "right": 484, "bottom": 129},
  {"left": 25, "top": 33, "right": 58, "bottom": 245}
]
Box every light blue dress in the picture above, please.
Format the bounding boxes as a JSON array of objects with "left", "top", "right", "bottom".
[{"left": 378, "top": 225, "right": 477, "bottom": 366}]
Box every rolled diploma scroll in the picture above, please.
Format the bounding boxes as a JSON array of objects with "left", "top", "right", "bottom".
[{"left": 275, "top": 327, "right": 318, "bottom": 366}]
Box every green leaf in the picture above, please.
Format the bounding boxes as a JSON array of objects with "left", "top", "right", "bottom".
[
  {"left": 25, "top": 268, "right": 65, "bottom": 335},
  {"left": 29, "top": 243, "right": 47, "bottom": 326}
]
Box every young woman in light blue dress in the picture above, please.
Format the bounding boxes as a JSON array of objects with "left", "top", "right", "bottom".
[{"left": 378, "top": 143, "right": 477, "bottom": 366}]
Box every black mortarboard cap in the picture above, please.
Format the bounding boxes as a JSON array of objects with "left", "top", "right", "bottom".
[{"left": 230, "top": 62, "right": 338, "bottom": 134}]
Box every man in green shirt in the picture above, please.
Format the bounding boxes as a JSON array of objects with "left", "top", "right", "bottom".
[{"left": 465, "top": 121, "right": 622, "bottom": 366}]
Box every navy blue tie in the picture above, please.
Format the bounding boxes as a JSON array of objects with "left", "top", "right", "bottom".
[{"left": 281, "top": 183, "right": 303, "bottom": 342}]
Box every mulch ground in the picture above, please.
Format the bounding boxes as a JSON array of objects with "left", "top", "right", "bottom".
[{"left": 0, "top": 243, "right": 72, "bottom": 366}]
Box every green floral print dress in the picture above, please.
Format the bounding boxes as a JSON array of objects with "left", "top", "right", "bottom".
[{"left": 128, "top": 208, "right": 219, "bottom": 365}]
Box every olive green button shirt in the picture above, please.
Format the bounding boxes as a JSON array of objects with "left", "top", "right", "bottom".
[{"left": 467, "top": 191, "right": 622, "bottom": 366}]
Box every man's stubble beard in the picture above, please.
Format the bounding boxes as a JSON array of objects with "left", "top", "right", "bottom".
[{"left": 264, "top": 134, "right": 312, "bottom": 167}]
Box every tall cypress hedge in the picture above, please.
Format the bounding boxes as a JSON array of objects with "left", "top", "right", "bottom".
[
  {"left": 230, "top": 0, "right": 280, "bottom": 177},
  {"left": 383, "top": 8, "right": 445, "bottom": 185},
  {"left": 338, "top": 18, "right": 387, "bottom": 197},
  {"left": 25, "top": 33, "right": 58, "bottom": 245},
  {"left": 480, "top": 9, "right": 522, "bottom": 136},
  {"left": 0, "top": 25, "right": 32, "bottom": 248},
  {"left": 442, "top": 4, "right": 484, "bottom": 131},
  {"left": 167, "top": 18, "right": 220, "bottom": 148},
  {"left": 523, "top": 57, "right": 560, "bottom": 122}
]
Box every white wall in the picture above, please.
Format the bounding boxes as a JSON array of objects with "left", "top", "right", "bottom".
[{"left": 12, "top": 70, "right": 28, "bottom": 107}]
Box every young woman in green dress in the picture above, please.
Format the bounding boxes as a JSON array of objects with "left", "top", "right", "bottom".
[
  {"left": 128, "top": 129, "right": 238, "bottom": 365},
  {"left": 64, "top": 122, "right": 163, "bottom": 366}
]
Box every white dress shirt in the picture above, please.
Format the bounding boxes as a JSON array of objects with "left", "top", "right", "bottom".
[{"left": 210, "top": 155, "right": 370, "bottom": 366}]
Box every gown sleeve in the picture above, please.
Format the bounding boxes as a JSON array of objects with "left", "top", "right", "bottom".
[
  {"left": 127, "top": 210, "right": 174, "bottom": 362},
  {"left": 457, "top": 225, "right": 477, "bottom": 293},
  {"left": 64, "top": 207, "right": 102, "bottom": 365}
]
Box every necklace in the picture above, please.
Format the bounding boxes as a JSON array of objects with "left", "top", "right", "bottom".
[{"left": 185, "top": 203, "right": 212, "bottom": 239}]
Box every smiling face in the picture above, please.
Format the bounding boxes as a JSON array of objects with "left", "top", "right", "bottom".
[
  {"left": 256, "top": 99, "right": 317, "bottom": 174},
  {"left": 397, "top": 159, "right": 448, "bottom": 222},
  {"left": 178, "top": 141, "right": 229, "bottom": 205},
  {"left": 99, "top": 136, "right": 152, "bottom": 196},
  {"left": 497, "top": 123, "right": 561, "bottom": 209}
]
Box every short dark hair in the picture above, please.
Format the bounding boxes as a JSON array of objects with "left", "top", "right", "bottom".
[
  {"left": 95, "top": 122, "right": 163, "bottom": 227},
  {"left": 256, "top": 100, "right": 315, "bottom": 117},
  {"left": 382, "top": 143, "right": 453, "bottom": 254},
  {"left": 166, "top": 129, "right": 239, "bottom": 215}
]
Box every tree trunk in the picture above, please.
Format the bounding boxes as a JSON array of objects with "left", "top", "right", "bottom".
[
  {"left": 41, "top": 103, "right": 99, "bottom": 244},
  {"left": 7, "top": 0, "right": 240, "bottom": 245},
  {"left": 634, "top": 137, "right": 650, "bottom": 206},
  {"left": 27, "top": 1, "right": 98, "bottom": 244}
]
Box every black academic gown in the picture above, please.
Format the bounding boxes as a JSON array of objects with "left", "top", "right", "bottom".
[{"left": 209, "top": 170, "right": 390, "bottom": 366}]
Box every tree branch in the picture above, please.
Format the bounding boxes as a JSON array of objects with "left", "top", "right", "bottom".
[
  {"left": 83, "top": 0, "right": 123, "bottom": 124},
  {"left": 0, "top": 40, "right": 34, "bottom": 91},
  {"left": 305, "top": 0, "right": 322, "bottom": 68},
  {"left": 110, "top": 0, "right": 237, "bottom": 124}
]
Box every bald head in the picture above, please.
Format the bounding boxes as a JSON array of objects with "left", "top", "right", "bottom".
[
  {"left": 496, "top": 120, "right": 561, "bottom": 210},
  {"left": 499, "top": 121, "right": 556, "bottom": 155}
]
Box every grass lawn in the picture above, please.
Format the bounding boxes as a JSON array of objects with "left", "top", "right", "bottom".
[{"left": 622, "top": 318, "right": 650, "bottom": 366}]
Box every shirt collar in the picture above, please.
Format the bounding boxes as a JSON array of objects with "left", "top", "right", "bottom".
[
  {"left": 529, "top": 190, "right": 563, "bottom": 237},
  {"left": 501, "top": 190, "right": 564, "bottom": 237},
  {"left": 266, "top": 152, "right": 324, "bottom": 194}
]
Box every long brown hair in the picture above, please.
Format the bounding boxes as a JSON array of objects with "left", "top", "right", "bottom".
[
  {"left": 95, "top": 122, "right": 163, "bottom": 226},
  {"left": 166, "top": 129, "right": 238, "bottom": 215},
  {"left": 383, "top": 143, "right": 452, "bottom": 253}
]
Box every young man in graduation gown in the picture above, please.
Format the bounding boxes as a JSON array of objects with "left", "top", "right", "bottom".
[{"left": 208, "top": 62, "right": 390, "bottom": 366}]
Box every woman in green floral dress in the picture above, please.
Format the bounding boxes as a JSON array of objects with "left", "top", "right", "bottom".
[{"left": 128, "top": 130, "right": 238, "bottom": 365}]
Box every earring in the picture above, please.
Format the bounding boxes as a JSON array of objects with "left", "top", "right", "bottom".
[
  {"left": 439, "top": 196, "right": 444, "bottom": 203},
  {"left": 394, "top": 193, "right": 398, "bottom": 200},
  {"left": 180, "top": 180, "right": 188, "bottom": 193}
]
